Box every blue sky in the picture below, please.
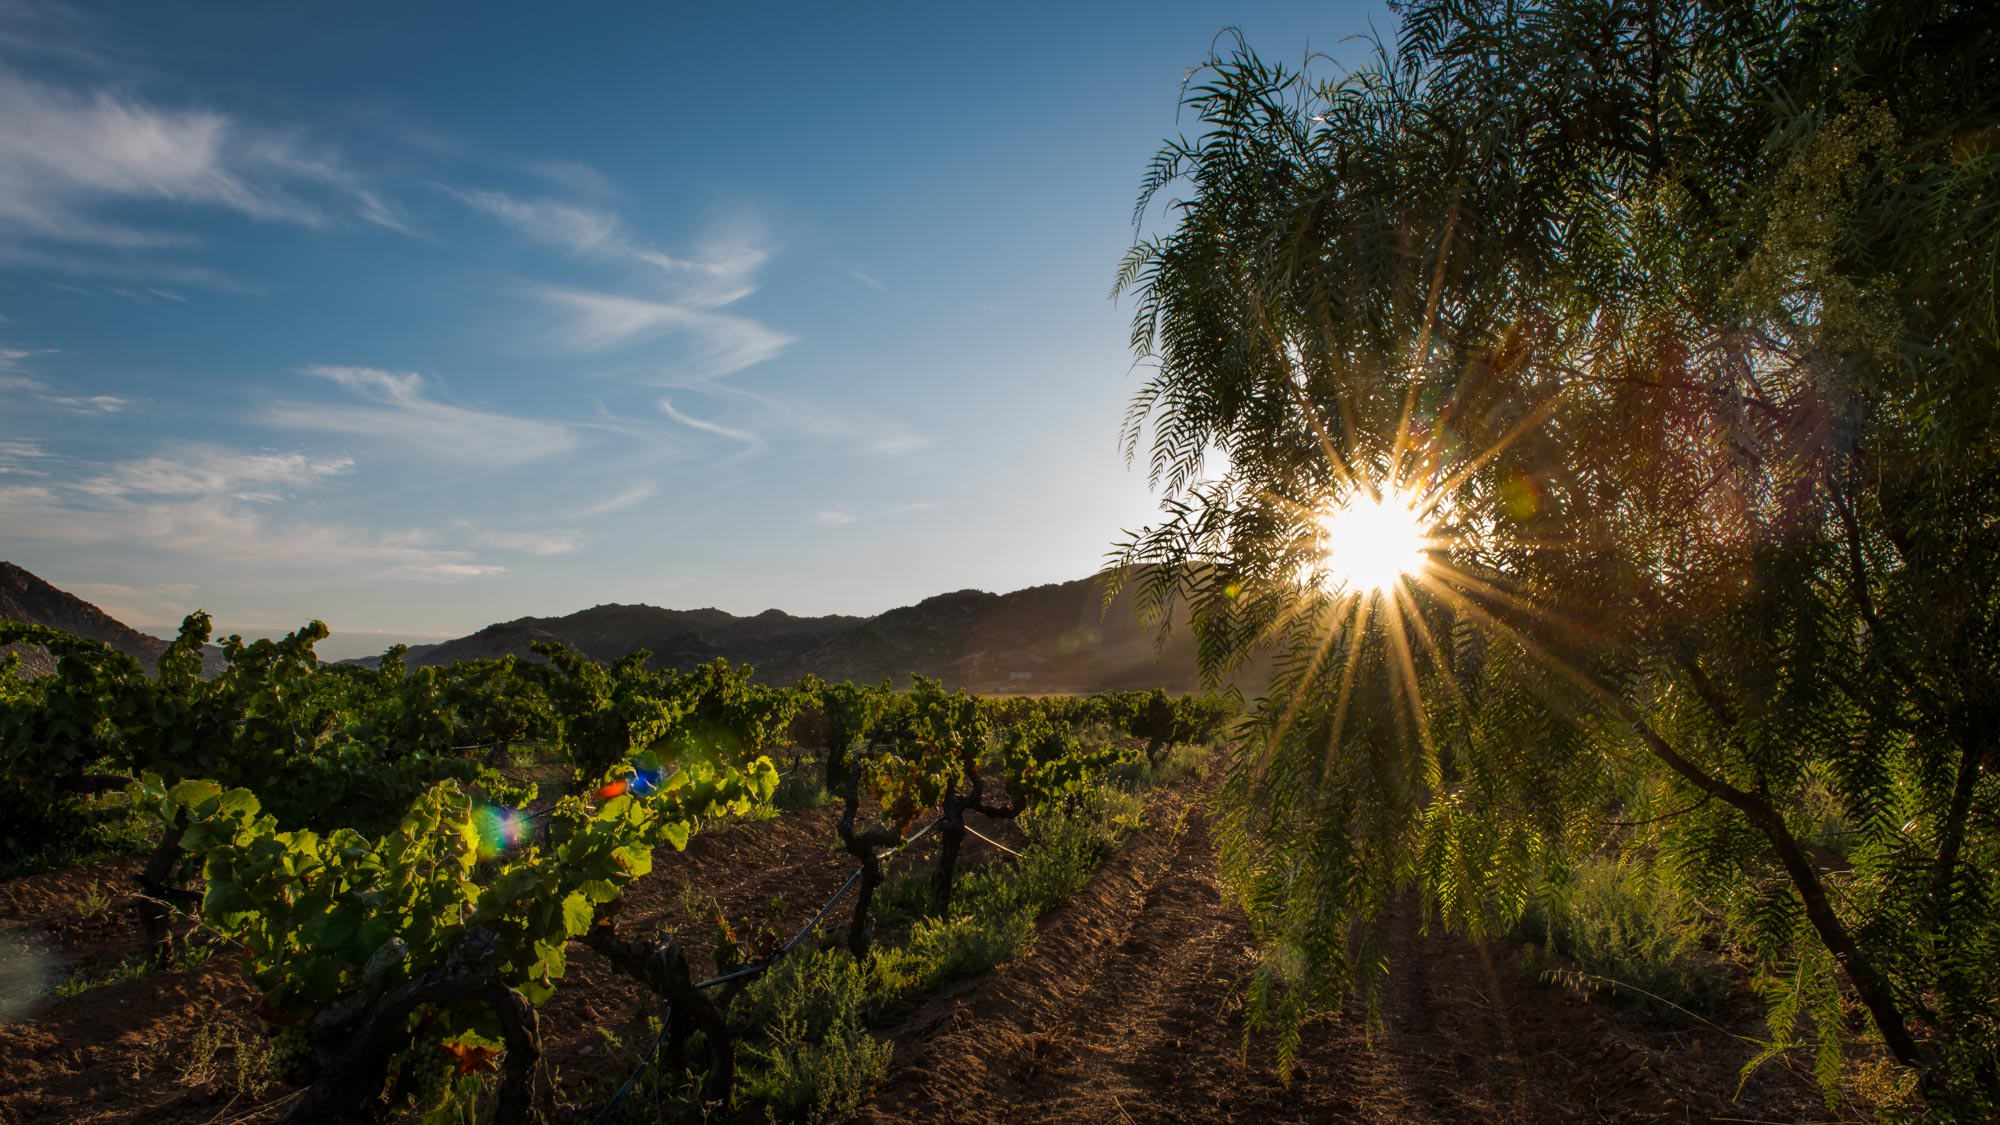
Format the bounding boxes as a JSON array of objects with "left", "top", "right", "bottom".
[{"left": 0, "top": 0, "right": 1385, "bottom": 659}]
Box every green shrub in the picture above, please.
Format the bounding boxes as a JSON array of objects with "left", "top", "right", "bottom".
[
  {"left": 1522, "top": 857, "right": 1731, "bottom": 1012},
  {"left": 739, "top": 950, "right": 890, "bottom": 1123}
]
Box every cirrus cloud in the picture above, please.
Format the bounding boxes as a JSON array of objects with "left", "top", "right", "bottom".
[{"left": 261, "top": 365, "right": 580, "bottom": 466}]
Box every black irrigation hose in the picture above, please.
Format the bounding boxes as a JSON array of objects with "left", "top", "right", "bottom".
[{"left": 583, "top": 811, "right": 947, "bottom": 1117}]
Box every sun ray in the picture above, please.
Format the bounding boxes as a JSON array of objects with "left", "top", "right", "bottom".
[
  {"left": 1377, "top": 578, "right": 1438, "bottom": 783},
  {"left": 1430, "top": 393, "right": 1567, "bottom": 501},
  {"left": 1414, "top": 562, "right": 1608, "bottom": 646},
  {"left": 1323, "top": 592, "right": 1376, "bottom": 768},
  {"left": 1391, "top": 198, "right": 1463, "bottom": 483},
  {"left": 1266, "top": 590, "right": 1354, "bottom": 758}
]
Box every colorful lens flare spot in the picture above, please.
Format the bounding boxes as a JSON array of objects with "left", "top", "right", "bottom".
[
  {"left": 474, "top": 806, "right": 530, "bottom": 857},
  {"left": 597, "top": 762, "right": 667, "bottom": 801}
]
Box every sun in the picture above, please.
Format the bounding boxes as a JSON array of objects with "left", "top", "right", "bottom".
[{"left": 1314, "top": 485, "right": 1432, "bottom": 595}]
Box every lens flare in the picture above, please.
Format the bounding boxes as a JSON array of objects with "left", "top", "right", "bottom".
[
  {"left": 474, "top": 806, "right": 530, "bottom": 857},
  {"left": 596, "top": 763, "right": 667, "bottom": 801},
  {"left": 1314, "top": 485, "right": 1432, "bottom": 595}
]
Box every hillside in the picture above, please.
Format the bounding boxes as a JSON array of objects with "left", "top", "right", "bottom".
[
  {"left": 0, "top": 562, "right": 224, "bottom": 678},
  {"left": 0, "top": 561, "right": 1237, "bottom": 693},
  {"left": 353, "top": 575, "right": 1235, "bottom": 694}
]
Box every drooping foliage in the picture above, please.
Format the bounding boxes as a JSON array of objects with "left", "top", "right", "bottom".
[{"left": 1112, "top": 0, "right": 1999, "bottom": 1109}]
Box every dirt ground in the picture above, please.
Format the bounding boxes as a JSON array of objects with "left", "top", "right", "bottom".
[
  {"left": 861, "top": 784, "right": 1854, "bottom": 1125},
  {"left": 0, "top": 784, "right": 1864, "bottom": 1125}
]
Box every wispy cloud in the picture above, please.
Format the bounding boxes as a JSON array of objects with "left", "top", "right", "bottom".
[
  {"left": 451, "top": 183, "right": 792, "bottom": 382},
  {"left": 810, "top": 500, "right": 934, "bottom": 527},
  {"left": 64, "top": 580, "right": 200, "bottom": 628},
  {"left": 536, "top": 285, "right": 792, "bottom": 379},
  {"left": 0, "top": 242, "right": 260, "bottom": 291},
  {"left": 44, "top": 391, "right": 128, "bottom": 413},
  {"left": 0, "top": 347, "right": 135, "bottom": 413},
  {"left": 76, "top": 446, "right": 351, "bottom": 499},
  {"left": 0, "top": 443, "right": 507, "bottom": 581},
  {"left": 472, "top": 529, "right": 583, "bottom": 556},
  {"left": 867, "top": 426, "right": 930, "bottom": 455},
  {"left": 573, "top": 480, "right": 656, "bottom": 517},
  {"left": 696, "top": 381, "right": 928, "bottom": 458},
  {"left": 848, "top": 267, "right": 883, "bottom": 290},
  {"left": 261, "top": 365, "right": 579, "bottom": 466},
  {"left": 659, "top": 396, "right": 763, "bottom": 455},
  {"left": 458, "top": 185, "right": 768, "bottom": 305},
  {"left": 451, "top": 188, "right": 621, "bottom": 256},
  {"left": 0, "top": 436, "right": 49, "bottom": 475},
  {"left": 0, "top": 68, "right": 407, "bottom": 286}
]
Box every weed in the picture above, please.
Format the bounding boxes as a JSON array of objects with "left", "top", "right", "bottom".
[
  {"left": 677, "top": 880, "right": 724, "bottom": 927},
  {"left": 171, "top": 1022, "right": 276, "bottom": 1097},
  {"left": 232, "top": 1027, "right": 276, "bottom": 1097},
  {"left": 1107, "top": 740, "right": 1210, "bottom": 790},
  {"left": 178, "top": 1024, "right": 228, "bottom": 1088},
  {"left": 73, "top": 881, "right": 115, "bottom": 922},
  {"left": 54, "top": 955, "right": 147, "bottom": 997},
  {"left": 739, "top": 952, "right": 890, "bottom": 1124}
]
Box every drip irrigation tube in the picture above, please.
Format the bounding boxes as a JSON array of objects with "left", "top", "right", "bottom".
[{"left": 963, "top": 823, "right": 1025, "bottom": 859}]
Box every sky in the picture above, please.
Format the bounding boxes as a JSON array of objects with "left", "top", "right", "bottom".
[{"left": 0, "top": 0, "right": 1387, "bottom": 659}]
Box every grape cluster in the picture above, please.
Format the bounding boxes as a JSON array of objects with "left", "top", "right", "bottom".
[{"left": 267, "top": 1023, "right": 313, "bottom": 1085}]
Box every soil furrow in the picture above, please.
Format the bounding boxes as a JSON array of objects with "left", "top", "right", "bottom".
[{"left": 858, "top": 783, "right": 1844, "bottom": 1124}]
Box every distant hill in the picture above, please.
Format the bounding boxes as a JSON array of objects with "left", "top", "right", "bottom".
[
  {"left": 0, "top": 561, "right": 1252, "bottom": 694},
  {"left": 0, "top": 562, "right": 225, "bottom": 678},
  {"left": 350, "top": 574, "right": 1247, "bottom": 694}
]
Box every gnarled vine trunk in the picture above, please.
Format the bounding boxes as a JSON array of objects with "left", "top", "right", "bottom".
[
  {"left": 284, "top": 929, "right": 543, "bottom": 1125},
  {"left": 585, "top": 926, "right": 735, "bottom": 1108}
]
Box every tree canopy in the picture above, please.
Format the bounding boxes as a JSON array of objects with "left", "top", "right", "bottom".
[{"left": 1113, "top": 0, "right": 1999, "bottom": 1110}]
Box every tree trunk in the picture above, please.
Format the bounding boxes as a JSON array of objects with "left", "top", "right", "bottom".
[
  {"left": 1621, "top": 706, "right": 1927, "bottom": 1073},
  {"left": 1929, "top": 729, "right": 1989, "bottom": 913}
]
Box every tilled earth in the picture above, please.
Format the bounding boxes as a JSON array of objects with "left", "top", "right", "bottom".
[
  {"left": 861, "top": 784, "right": 1853, "bottom": 1124},
  {"left": 0, "top": 782, "right": 1864, "bottom": 1124}
]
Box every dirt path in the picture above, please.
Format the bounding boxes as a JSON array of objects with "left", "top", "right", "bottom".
[{"left": 860, "top": 785, "right": 1848, "bottom": 1124}]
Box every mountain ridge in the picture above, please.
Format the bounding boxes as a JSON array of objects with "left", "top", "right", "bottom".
[
  {"left": 349, "top": 574, "right": 1227, "bottom": 693},
  {"left": 0, "top": 562, "right": 227, "bottom": 678},
  {"left": 0, "top": 562, "right": 1240, "bottom": 693}
]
